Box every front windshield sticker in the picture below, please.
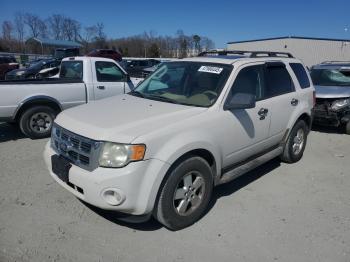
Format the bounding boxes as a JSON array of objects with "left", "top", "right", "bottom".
[{"left": 198, "top": 66, "right": 223, "bottom": 74}]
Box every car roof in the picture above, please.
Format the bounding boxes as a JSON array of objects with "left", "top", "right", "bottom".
[{"left": 312, "top": 62, "right": 350, "bottom": 70}]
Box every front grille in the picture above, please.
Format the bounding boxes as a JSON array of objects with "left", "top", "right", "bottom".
[{"left": 51, "top": 124, "right": 102, "bottom": 171}]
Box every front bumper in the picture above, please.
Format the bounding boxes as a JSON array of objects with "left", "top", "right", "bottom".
[
  {"left": 313, "top": 106, "right": 350, "bottom": 127},
  {"left": 44, "top": 142, "right": 170, "bottom": 215}
]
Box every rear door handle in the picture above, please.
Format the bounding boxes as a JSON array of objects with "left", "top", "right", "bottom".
[
  {"left": 97, "top": 86, "right": 105, "bottom": 90},
  {"left": 291, "top": 98, "right": 299, "bottom": 106},
  {"left": 258, "top": 108, "right": 268, "bottom": 120}
]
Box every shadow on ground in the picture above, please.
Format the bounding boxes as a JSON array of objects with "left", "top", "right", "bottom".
[
  {"left": 82, "top": 158, "right": 281, "bottom": 231},
  {"left": 0, "top": 122, "right": 26, "bottom": 142}
]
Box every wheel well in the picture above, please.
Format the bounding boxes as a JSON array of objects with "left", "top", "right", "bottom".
[
  {"left": 297, "top": 113, "right": 312, "bottom": 131},
  {"left": 15, "top": 99, "right": 61, "bottom": 121},
  {"left": 170, "top": 149, "right": 217, "bottom": 178}
]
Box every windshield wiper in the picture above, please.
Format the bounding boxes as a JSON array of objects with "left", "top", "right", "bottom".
[
  {"left": 129, "top": 90, "right": 146, "bottom": 98},
  {"left": 146, "top": 94, "right": 180, "bottom": 104}
]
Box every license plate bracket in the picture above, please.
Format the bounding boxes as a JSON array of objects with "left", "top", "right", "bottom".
[{"left": 51, "top": 155, "right": 71, "bottom": 183}]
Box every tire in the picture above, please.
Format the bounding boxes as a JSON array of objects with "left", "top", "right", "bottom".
[
  {"left": 19, "top": 106, "right": 57, "bottom": 139},
  {"left": 345, "top": 122, "right": 350, "bottom": 135},
  {"left": 280, "top": 120, "right": 308, "bottom": 163},
  {"left": 154, "top": 156, "right": 213, "bottom": 230}
]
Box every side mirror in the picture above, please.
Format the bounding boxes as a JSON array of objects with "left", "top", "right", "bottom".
[{"left": 224, "top": 93, "right": 256, "bottom": 110}]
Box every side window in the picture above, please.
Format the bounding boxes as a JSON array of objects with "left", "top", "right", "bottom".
[
  {"left": 95, "top": 61, "right": 125, "bottom": 82},
  {"left": 265, "top": 64, "right": 294, "bottom": 97},
  {"left": 229, "top": 65, "right": 266, "bottom": 101},
  {"left": 290, "top": 63, "right": 310, "bottom": 89}
]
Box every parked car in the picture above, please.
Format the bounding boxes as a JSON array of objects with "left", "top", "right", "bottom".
[
  {"left": 54, "top": 47, "right": 80, "bottom": 60},
  {"left": 0, "top": 56, "right": 19, "bottom": 80},
  {"left": 126, "top": 59, "right": 160, "bottom": 78},
  {"left": 44, "top": 50, "right": 314, "bottom": 230},
  {"left": 5, "top": 58, "right": 60, "bottom": 80},
  {"left": 0, "top": 57, "right": 134, "bottom": 138},
  {"left": 87, "top": 49, "right": 122, "bottom": 62},
  {"left": 311, "top": 61, "right": 350, "bottom": 134}
]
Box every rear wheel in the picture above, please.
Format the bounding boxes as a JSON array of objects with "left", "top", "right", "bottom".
[
  {"left": 19, "top": 106, "right": 57, "bottom": 139},
  {"left": 280, "top": 120, "right": 308, "bottom": 163},
  {"left": 344, "top": 121, "right": 350, "bottom": 135},
  {"left": 154, "top": 156, "right": 213, "bottom": 230}
]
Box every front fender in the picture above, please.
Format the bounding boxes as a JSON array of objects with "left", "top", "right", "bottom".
[{"left": 138, "top": 131, "right": 223, "bottom": 213}]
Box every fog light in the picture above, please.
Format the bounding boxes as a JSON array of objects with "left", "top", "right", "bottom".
[{"left": 102, "top": 188, "right": 125, "bottom": 206}]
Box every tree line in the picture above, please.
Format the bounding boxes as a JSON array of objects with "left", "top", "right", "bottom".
[{"left": 0, "top": 12, "right": 215, "bottom": 58}]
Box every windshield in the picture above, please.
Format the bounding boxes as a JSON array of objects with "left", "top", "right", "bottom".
[
  {"left": 131, "top": 62, "right": 232, "bottom": 107},
  {"left": 311, "top": 68, "right": 350, "bottom": 87}
]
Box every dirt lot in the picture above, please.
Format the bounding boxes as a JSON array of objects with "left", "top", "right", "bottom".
[{"left": 0, "top": 122, "right": 349, "bottom": 262}]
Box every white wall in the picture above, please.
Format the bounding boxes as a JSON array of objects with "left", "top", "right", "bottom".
[{"left": 227, "top": 38, "right": 350, "bottom": 67}]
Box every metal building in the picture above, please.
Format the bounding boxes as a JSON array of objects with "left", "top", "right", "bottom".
[{"left": 227, "top": 36, "right": 350, "bottom": 67}]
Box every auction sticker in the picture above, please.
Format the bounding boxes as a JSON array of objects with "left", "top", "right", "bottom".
[{"left": 198, "top": 66, "right": 223, "bottom": 74}]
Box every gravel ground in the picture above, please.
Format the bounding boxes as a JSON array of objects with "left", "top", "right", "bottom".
[{"left": 0, "top": 122, "right": 349, "bottom": 262}]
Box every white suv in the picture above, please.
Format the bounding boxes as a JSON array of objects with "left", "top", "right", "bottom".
[{"left": 44, "top": 51, "right": 315, "bottom": 230}]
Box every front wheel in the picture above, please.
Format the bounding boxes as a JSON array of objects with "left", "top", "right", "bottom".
[
  {"left": 154, "top": 156, "right": 213, "bottom": 230},
  {"left": 280, "top": 120, "right": 308, "bottom": 163},
  {"left": 19, "top": 106, "right": 57, "bottom": 139}
]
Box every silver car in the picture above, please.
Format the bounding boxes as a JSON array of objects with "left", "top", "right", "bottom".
[{"left": 311, "top": 61, "right": 350, "bottom": 134}]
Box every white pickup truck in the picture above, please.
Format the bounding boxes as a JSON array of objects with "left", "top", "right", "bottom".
[{"left": 0, "top": 57, "right": 134, "bottom": 138}]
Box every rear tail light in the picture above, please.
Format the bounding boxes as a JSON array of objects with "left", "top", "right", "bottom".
[{"left": 312, "top": 91, "right": 316, "bottom": 106}]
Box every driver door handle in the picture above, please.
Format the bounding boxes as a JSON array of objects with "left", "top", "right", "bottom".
[
  {"left": 291, "top": 98, "right": 299, "bottom": 106},
  {"left": 258, "top": 108, "right": 268, "bottom": 120},
  {"left": 97, "top": 86, "right": 105, "bottom": 90}
]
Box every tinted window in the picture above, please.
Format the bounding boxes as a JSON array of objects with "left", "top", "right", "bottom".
[
  {"left": 265, "top": 64, "right": 294, "bottom": 97},
  {"left": 290, "top": 63, "right": 310, "bottom": 88},
  {"left": 60, "top": 61, "right": 83, "bottom": 79},
  {"left": 229, "top": 65, "right": 266, "bottom": 101},
  {"left": 311, "top": 68, "right": 350, "bottom": 86},
  {"left": 95, "top": 61, "right": 124, "bottom": 82}
]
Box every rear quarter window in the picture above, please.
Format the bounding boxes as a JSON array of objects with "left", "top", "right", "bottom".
[
  {"left": 59, "top": 61, "right": 83, "bottom": 79},
  {"left": 290, "top": 63, "right": 310, "bottom": 89}
]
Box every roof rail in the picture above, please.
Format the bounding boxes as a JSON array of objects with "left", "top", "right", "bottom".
[{"left": 198, "top": 50, "right": 294, "bottom": 58}]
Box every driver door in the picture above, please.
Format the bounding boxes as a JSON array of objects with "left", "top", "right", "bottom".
[
  {"left": 93, "top": 61, "right": 127, "bottom": 100},
  {"left": 217, "top": 63, "right": 272, "bottom": 168}
]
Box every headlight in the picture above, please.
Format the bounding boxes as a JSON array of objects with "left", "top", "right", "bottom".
[
  {"left": 99, "top": 142, "right": 146, "bottom": 168},
  {"left": 331, "top": 98, "right": 350, "bottom": 111},
  {"left": 16, "top": 71, "right": 25, "bottom": 76}
]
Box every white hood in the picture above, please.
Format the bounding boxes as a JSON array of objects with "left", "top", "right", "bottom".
[{"left": 55, "top": 94, "right": 207, "bottom": 143}]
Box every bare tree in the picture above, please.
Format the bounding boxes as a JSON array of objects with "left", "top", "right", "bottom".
[
  {"left": 48, "top": 14, "right": 64, "bottom": 40},
  {"left": 24, "top": 13, "right": 46, "bottom": 38},
  {"left": 62, "top": 18, "right": 81, "bottom": 41},
  {"left": 2, "top": 21, "right": 14, "bottom": 40},
  {"left": 14, "top": 12, "right": 25, "bottom": 42},
  {"left": 200, "top": 36, "right": 215, "bottom": 51},
  {"left": 96, "top": 23, "right": 105, "bottom": 39}
]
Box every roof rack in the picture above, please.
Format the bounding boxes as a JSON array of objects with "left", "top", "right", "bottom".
[{"left": 198, "top": 50, "right": 294, "bottom": 58}]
